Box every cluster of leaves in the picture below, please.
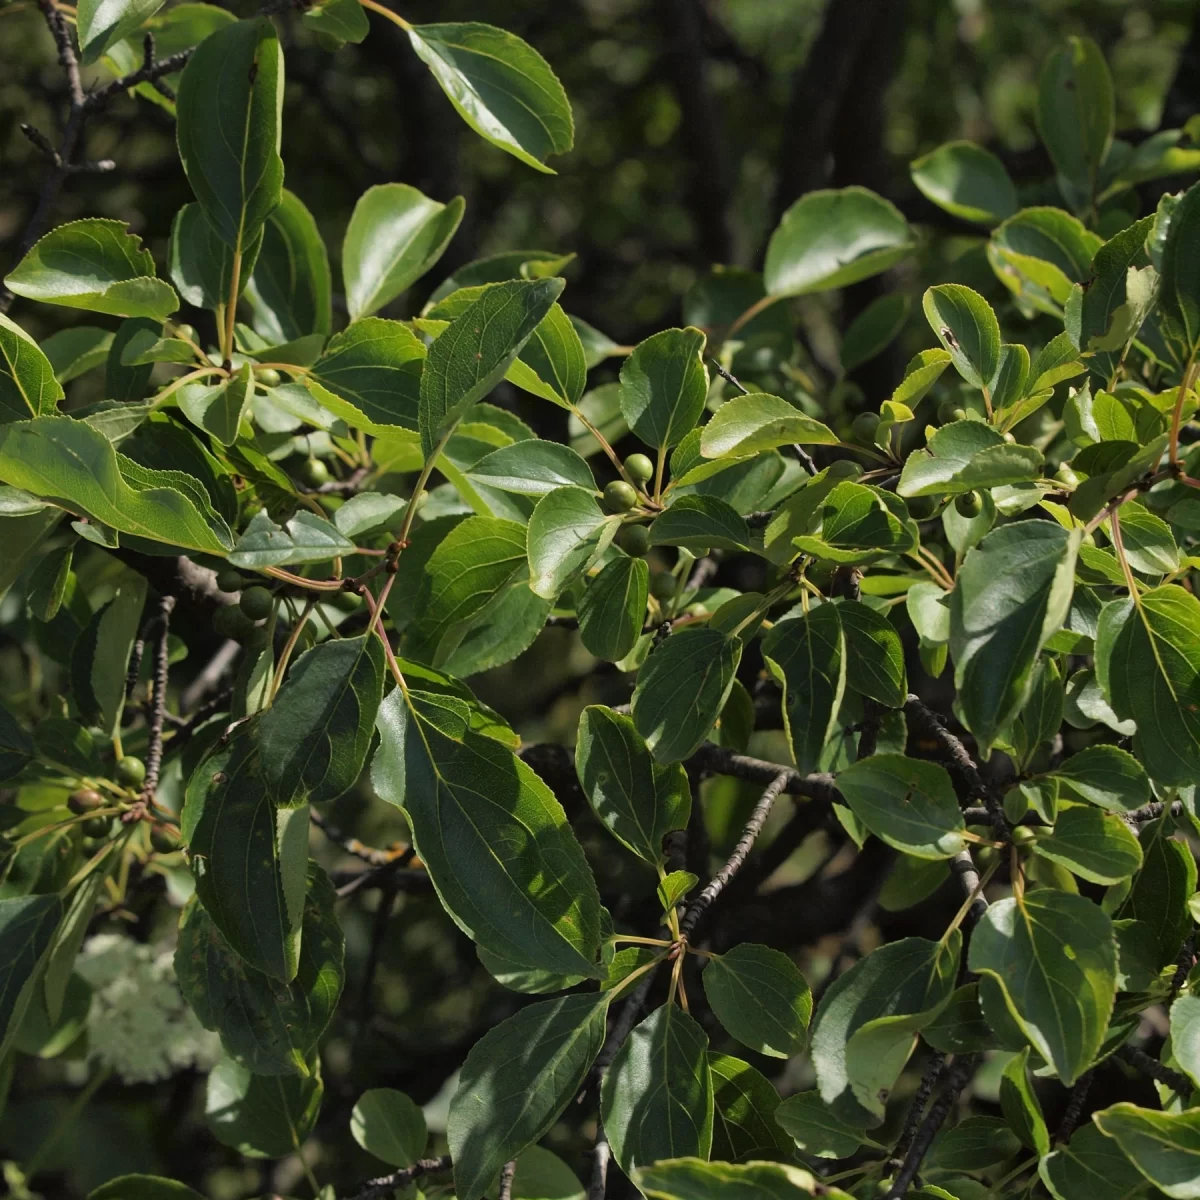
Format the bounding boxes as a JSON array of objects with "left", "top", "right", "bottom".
[{"left": 6, "top": 9, "right": 1200, "bottom": 1200}]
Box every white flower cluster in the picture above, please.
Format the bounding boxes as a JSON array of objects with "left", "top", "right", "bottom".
[{"left": 76, "top": 934, "right": 221, "bottom": 1084}]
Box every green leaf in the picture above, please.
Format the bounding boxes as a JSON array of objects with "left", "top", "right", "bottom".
[
  {"left": 205, "top": 1054, "right": 322, "bottom": 1157},
  {"left": 618, "top": 327, "right": 708, "bottom": 452},
  {"left": 659, "top": 871, "right": 698, "bottom": 912},
  {"left": 840, "top": 293, "right": 910, "bottom": 373},
  {"left": 527, "top": 485, "right": 618, "bottom": 600},
  {"left": 761, "top": 604, "right": 845, "bottom": 774},
  {"left": 968, "top": 890, "right": 1117, "bottom": 1084},
  {"left": 73, "top": 571, "right": 146, "bottom": 738},
  {"left": 182, "top": 725, "right": 308, "bottom": 981},
  {"left": 922, "top": 284, "right": 1001, "bottom": 391},
  {"left": 88, "top": 1177, "right": 206, "bottom": 1200},
  {"left": 651, "top": 496, "right": 751, "bottom": 552},
  {"left": 989, "top": 208, "right": 1100, "bottom": 315},
  {"left": 1116, "top": 817, "right": 1196, "bottom": 969},
  {"left": 301, "top": 0, "right": 368, "bottom": 43},
  {"left": 631, "top": 626, "right": 743, "bottom": 763},
  {"left": 176, "top": 18, "right": 284, "bottom": 253},
  {"left": 810, "top": 934, "right": 960, "bottom": 1123},
  {"left": 258, "top": 635, "right": 384, "bottom": 806},
  {"left": 343, "top": 184, "right": 465, "bottom": 320},
  {"left": 5, "top": 219, "right": 178, "bottom": 319},
  {"left": 307, "top": 317, "right": 426, "bottom": 434},
  {"left": 702, "top": 942, "right": 812, "bottom": 1058},
  {"left": 0, "top": 315, "right": 62, "bottom": 424},
  {"left": 41, "top": 326, "right": 113, "bottom": 384},
  {"left": 78, "top": 0, "right": 164, "bottom": 63},
  {"left": 1050, "top": 745, "right": 1150, "bottom": 813},
  {"left": 634, "top": 1159, "right": 828, "bottom": 1200},
  {"left": 576, "top": 705, "right": 689, "bottom": 863},
  {"left": 708, "top": 1053, "right": 790, "bottom": 1160},
  {"left": 405, "top": 517, "right": 529, "bottom": 665},
  {"left": 228, "top": 510, "right": 354, "bottom": 569},
  {"left": 168, "top": 202, "right": 246, "bottom": 311},
  {"left": 1158, "top": 180, "right": 1200, "bottom": 360},
  {"left": 506, "top": 303, "right": 588, "bottom": 408},
  {"left": 910, "top": 140, "right": 1018, "bottom": 226},
  {"left": 837, "top": 599, "right": 906, "bottom": 708},
  {"left": 1093, "top": 1104, "right": 1200, "bottom": 1199},
  {"left": 440, "top": 582, "right": 552, "bottom": 680},
  {"left": 406, "top": 22, "right": 573, "bottom": 173},
  {"left": 1039, "top": 1123, "right": 1148, "bottom": 1200},
  {"left": 1103, "top": 586, "right": 1200, "bottom": 786},
  {"left": 1037, "top": 37, "right": 1114, "bottom": 211},
  {"left": 1032, "top": 803, "right": 1143, "bottom": 884},
  {"left": 372, "top": 689, "right": 603, "bottom": 980},
  {"left": 925, "top": 1115, "right": 1022, "bottom": 1174},
  {"left": 899, "top": 422, "right": 1043, "bottom": 500},
  {"left": 765, "top": 187, "right": 915, "bottom": 298},
  {"left": 245, "top": 189, "right": 332, "bottom": 342},
  {"left": 176, "top": 864, "right": 343, "bottom": 1075},
  {"left": 1173, "top": 993, "right": 1200, "bottom": 1091},
  {"left": 351, "top": 1088, "right": 427, "bottom": 1168},
  {"left": 0, "top": 894, "right": 63, "bottom": 1054},
  {"left": 0, "top": 416, "right": 232, "bottom": 554},
  {"left": 577, "top": 555, "right": 649, "bottom": 662},
  {"left": 699, "top": 392, "right": 837, "bottom": 460},
  {"left": 448, "top": 992, "right": 608, "bottom": 1200},
  {"left": 420, "top": 278, "right": 564, "bottom": 455},
  {"left": 601, "top": 1004, "right": 713, "bottom": 1176},
  {"left": 775, "top": 1091, "right": 873, "bottom": 1160},
  {"left": 793, "top": 481, "right": 916, "bottom": 565},
  {"left": 999, "top": 1047, "right": 1050, "bottom": 1154},
  {"left": 1078, "top": 217, "right": 1155, "bottom": 381},
  {"left": 835, "top": 754, "right": 966, "bottom": 860},
  {"left": 949, "top": 520, "right": 1080, "bottom": 753},
  {"left": 467, "top": 440, "right": 594, "bottom": 496},
  {"left": 178, "top": 364, "right": 254, "bottom": 446}
]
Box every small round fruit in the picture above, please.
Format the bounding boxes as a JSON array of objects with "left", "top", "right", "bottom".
[
  {"left": 297, "top": 457, "right": 330, "bottom": 487},
  {"left": 851, "top": 411, "right": 880, "bottom": 445},
  {"left": 216, "top": 568, "right": 244, "bottom": 594},
  {"left": 115, "top": 755, "right": 146, "bottom": 788},
  {"left": 1011, "top": 825, "right": 1038, "bottom": 846},
  {"left": 332, "top": 589, "right": 364, "bottom": 613},
  {"left": 1002, "top": 431, "right": 1017, "bottom": 444},
  {"left": 684, "top": 602, "right": 707, "bottom": 617},
  {"left": 67, "top": 788, "right": 103, "bottom": 815},
  {"left": 955, "top": 490, "right": 984, "bottom": 518},
  {"left": 603, "top": 480, "right": 638, "bottom": 513},
  {"left": 213, "top": 604, "right": 255, "bottom": 640},
  {"left": 624, "top": 453, "right": 654, "bottom": 484},
  {"left": 151, "top": 826, "right": 180, "bottom": 854},
  {"left": 937, "top": 399, "right": 966, "bottom": 424},
  {"left": 618, "top": 524, "right": 651, "bottom": 557},
  {"left": 82, "top": 817, "right": 112, "bottom": 839},
  {"left": 257, "top": 367, "right": 282, "bottom": 388},
  {"left": 649, "top": 571, "right": 677, "bottom": 601},
  {"left": 239, "top": 586, "right": 274, "bottom": 621},
  {"left": 1054, "top": 464, "right": 1080, "bottom": 489},
  {"left": 175, "top": 323, "right": 198, "bottom": 343},
  {"left": 906, "top": 494, "right": 938, "bottom": 520}
]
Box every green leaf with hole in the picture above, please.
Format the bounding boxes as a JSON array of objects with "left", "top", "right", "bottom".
[
  {"left": 922, "top": 284, "right": 1000, "bottom": 391},
  {"left": 5, "top": 219, "right": 178, "bottom": 319},
  {"left": 702, "top": 943, "right": 812, "bottom": 1058}
]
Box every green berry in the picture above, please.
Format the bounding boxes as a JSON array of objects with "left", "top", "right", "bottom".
[
  {"left": 331, "top": 589, "right": 364, "bottom": 613},
  {"left": 649, "top": 571, "right": 677, "bottom": 601},
  {"left": 239, "top": 585, "right": 274, "bottom": 621},
  {"left": 955, "top": 490, "right": 984, "bottom": 517},
  {"left": 624, "top": 453, "right": 654, "bottom": 484},
  {"left": 683, "top": 602, "right": 707, "bottom": 617},
  {"left": 82, "top": 817, "right": 112, "bottom": 839},
  {"left": 1054, "top": 464, "right": 1080, "bottom": 489},
  {"left": 1011, "top": 825, "right": 1038, "bottom": 846},
  {"left": 257, "top": 367, "right": 282, "bottom": 388},
  {"left": 175, "top": 323, "right": 198, "bottom": 343},
  {"left": 1002, "top": 431, "right": 1017, "bottom": 444},
  {"left": 618, "top": 524, "right": 650, "bottom": 557},
  {"left": 216, "top": 569, "right": 244, "bottom": 594},
  {"left": 151, "top": 826, "right": 180, "bottom": 853},
  {"left": 213, "top": 604, "right": 255, "bottom": 640},
  {"left": 67, "top": 788, "right": 104, "bottom": 815},
  {"left": 937, "top": 399, "right": 966, "bottom": 425},
  {"left": 905, "top": 495, "right": 938, "bottom": 520},
  {"left": 851, "top": 411, "right": 880, "bottom": 445},
  {"left": 115, "top": 756, "right": 146, "bottom": 787},
  {"left": 603, "top": 480, "right": 638, "bottom": 513},
  {"left": 297, "top": 457, "right": 330, "bottom": 487}
]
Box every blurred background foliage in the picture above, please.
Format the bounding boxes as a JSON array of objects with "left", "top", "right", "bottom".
[{"left": 1, "top": 1, "right": 1198, "bottom": 1196}]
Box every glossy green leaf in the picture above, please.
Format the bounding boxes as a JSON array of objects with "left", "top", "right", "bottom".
[
  {"left": 699, "top": 391, "right": 837, "bottom": 459},
  {"left": 762, "top": 604, "right": 845, "bottom": 774},
  {"left": 5, "top": 219, "right": 178, "bottom": 319},
  {"left": 420, "top": 278, "right": 564, "bottom": 455},
  {"left": 41, "top": 326, "right": 113, "bottom": 384},
  {"left": 0, "top": 416, "right": 232, "bottom": 554},
  {"left": 708, "top": 1053, "right": 790, "bottom": 1160},
  {"left": 968, "top": 890, "right": 1116, "bottom": 1084},
  {"left": 1158, "top": 180, "right": 1200, "bottom": 360},
  {"left": 1078, "top": 217, "right": 1155, "bottom": 381},
  {"left": 78, "top": 0, "right": 165, "bottom": 62},
  {"left": 601, "top": 1004, "right": 713, "bottom": 1177},
  {"left": 406, "top": 22, "right": 573, "bottom": 173},
  {"left": 1093, "top": 1104, "right": 1200, "bottom": 1199},
  {"left": 177, "top": 864, "right": 343, "bottom": 1075},
  {"left": 527, "top": 485, "right": 618, "bottom": 600},
  {"left": 922, "top": 284, "right": 1000, "bottom": 391},
  {"left": 0, "top": 894, "right": 63, "bottom": 1054},
  {"left": 577, "top": 555, "right": 649, "bottom": 661},
  {"left": 1039, "top": 1122, "right": 1147, "bottom": 1200},
  {"left": 774, "top": 1091, "right": 872, "bottom": 1160},
  {"left": 651, "top": 496, "right": 751, "bottom": 552},
  {"left": 702, "top": 943, "right": 811, "bottom": 1058},
  {"left": 178, "top": 364, "right": 254, "bottom": 446},
  {"left": 990, "top": 208, "right": 1100, "bottom": 315},
  {"left": 176, "top": 18, "right": 284, "bottom": 253},
  {"left": 228, "top": 510, "right": 354, "bottom": 569},
  {"left": 467, "top": 440, "right": 594, "bottom": 496},
  {"left": 0, "top": 315, "right": 62, "bottom": 424},
  {"left": 999, "top": 1047, "right": 1050, "bottom": 1154},
  {"left": 810, "top": 934, "right": 960, "bottom": 1123},
  {"left": 835, "top": 754, "right": 966, "bottom": 860},
  {"left": 837, "top": 599, "right": 906, "bottom": 708},
  {"left": 448, "top": 992, "right": 608, "bottom": 1200},
  {"left": 205, "top": 1053, "right": 322, "bottom": 1157},
  {"left": 765, "top": 187, "right": 915, "bottom": 297},
  {"left": 910, "top": 140, "right": 1018, "bottom": 226},
  {"left": 634, "top": 1159, "right": 828, "bottom": 1200},
  {"left": 168, "top": 202, "right": 246, "bottom": 310},
  {"left": 632, "top": 626, "right": 743, "bottom": 763},
  {"left": 1172, "top": 993, "right": 1200, "bottom": 1091},
  {"left": 506, "top": 302, "right": 588, "bottom": 408},
  {"left": 1116, "top": 817, "right": 1196, "bottom": 969},
  {"left": 372, "top": 688, "right": 603, "bottom": 980},
  {"left": 1032, "top": 803, "right": 1143, "bottom": 883},
  {"left": 301, "top": 0, "right": 368, "bottom": 42},
  {"left": 898, "top": 420, "right": 1043, "bottom": 497},
  {"left": 343, "top": 183, "right": 465, "bottom": 320},
  {"left": 1051, "top": 745, "right": 1150, "bottom": 813},
  {"left": 351, "top": 1088, "right": 427, "bottom": 1168},
  {"left": 618, "top": 327, "right": 707, "bottom": 451},
  {"left": 793, "top": 481, "right": 916, "bottom": 565},
  {"left": 440, "top": 581, "right": 552, "bottom": 680},
  {"left": 949, "top": 520, "right": 1079, "bottom": 753}
]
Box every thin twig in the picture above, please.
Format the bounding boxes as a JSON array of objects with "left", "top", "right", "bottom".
[
  {"left": 1115, "top": 1044, "right": 1193, "bottom": 1096},
  {"left": 309, "top": 810, "right": 408, "bottom": 867},
  {"left": 141, "top": 595, "right": 175, "bottom": 799},
  {"left": 1055, "top": 1071, "right": 1093, "bottom": 1144},
  {"left": 497, "top": 1159, "right": 517, "bottom": 1200},
  {"left": 588, "top": 1129, "right": 611, "bottom": 1200},
  {"left": 889, "top": 1052, "right": 947, "bottom": 1168},
  {"left": 343, "top": 1155, "right": 453, "bottom": 1200},
  {"left": 689, "top": 742, "right": 839, "bottom": 804}
]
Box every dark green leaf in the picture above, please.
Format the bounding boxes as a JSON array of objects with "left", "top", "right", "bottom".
[
  {"left": 467, "top": 439, "right": 594, "bottom": 496},
  {"left": 989, "top": 208, "right": 1100, "bottom": 315},
  {"left": 1032, "top": 804, "right": 1143, "bottom": 884},
  {"left": 0, "top": 894, "right": 63, "bottom": 1054},
  {"left": 702, "top": 943, "right": 811, "bottom": 1058},
  {"left": 88, "top": 1176, "right": 206, "bottom": 1200},
  {"left": 1117, "top": 817, "right": 1196, "bottom": 969},
  {"left": 925, "top": 1115, "right": 1021, "bottom": 1174},
  {"left": 898, "top": 420, "right": 1043, "bottom": 497},
  {"left": 775, "top": 1091, "right": 873, "bottom": 1160},
  {"left": 1039, "top": 1122, "right": 1147, "bottom": 1200},
  {"left": 794, "top": 481, "right": 916, "bottom": 565},
  {"left": 618, "top": 327, "right": 708, "bottom": 451},
  {"left": 577, "top": 555, "right": 649, "bottom": 662},
  {"left": 351, "top": 1088, "right": 427, "bottom": 1168},
  {"left": 228, "top": 510, "right": 355, "bottom": 569},
  {"left": 1158, "top": 180, "right": 1200, "bottom": 361},
  {"left": 41, "top": 325, "right": 113, "bottom": 384},
  {"left": 205, "top": 1053, "right": 323, "bottom": 1157},
  {"left": 634, "top": 1159, "right": 829, "bottom": 1200},
  {"left": 840, "top": 293, "right": 910, "bottom": 373},
  {"left": 178, "top": 363, "right": 254, "bottom": 446},
  {"left": 0, "top": 314, "right": 62, "bottom": 423},
  {"left": 1092, "top": 1104, "right": 1200, "bottom": 1199},
  {"left": 910, "top": 141, "right": 1018, "bottom": 226},
  {"left": 837, "top": 600, "right": 906, "bottom": 708},
  {"left": 708, "top": 1053, "right": 790, "bottom": 1160},
  {"left": 999, "top": 1047, "right": 1049, "bottom": 1155},
  {"left": 506, "top": 303, "right": 588, "bottom": 408},
  {"left": 651, "top": 496, "right": 751, "bottom": 552}
]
